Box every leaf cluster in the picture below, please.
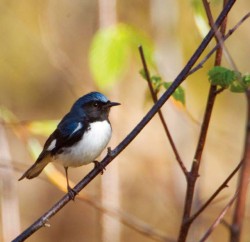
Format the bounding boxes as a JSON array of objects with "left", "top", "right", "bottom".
[
  {"left": 140, "top": 70, "right": 185, "bottom": 105},
  {"left": 208, "top": 66, "right": 250, "bottom": 92}
]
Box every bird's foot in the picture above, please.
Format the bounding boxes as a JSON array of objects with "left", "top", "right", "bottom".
[
  {"left": 67, "top": 186, "right": 78, "bottom": 200},
  {"left": 93, "top": 160, "right": 106, "bottom": 175}
]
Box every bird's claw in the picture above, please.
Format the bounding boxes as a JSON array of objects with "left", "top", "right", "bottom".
[{"left": 67, "top": 186, "right": 78, "bottom": 200}]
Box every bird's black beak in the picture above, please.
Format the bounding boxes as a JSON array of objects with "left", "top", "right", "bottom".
[{"left": 105, "top": 101, "right": 121, "bottom": 108}]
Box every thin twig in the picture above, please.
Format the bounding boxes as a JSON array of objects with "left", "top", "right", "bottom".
[
  {"left": 199, "top": 190, "right": 239, "bottom": 242},
  {"left": 82, "top": 196, "right": 175, "bottom": 242},
  {"left": 189, "top": 160, "right": 242, "bottom": 223},
  {"left": 230, "top": 90, "right": 250, "bottom": 241},
  {"left": 202, "top": 0, "right": 238, "bottom": 71},
  {"left": 13, "top": 1, "right": 236, "bottom": 241},
  {"left": 189, "top": 12, "right": 250, "bottom": 76},
  {"left": 138, "top": 45, "right": 188, "bottom": 176}
]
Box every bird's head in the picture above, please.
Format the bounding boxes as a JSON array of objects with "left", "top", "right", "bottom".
[{"left": 71, "top": 92, "right": 120, "bottom": 121}]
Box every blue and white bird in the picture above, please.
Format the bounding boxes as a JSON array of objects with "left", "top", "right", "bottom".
[{"left": 19, "top": 92, "right": 120, "bottom": 198}]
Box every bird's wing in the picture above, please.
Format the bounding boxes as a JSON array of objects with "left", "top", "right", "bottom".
[
  {"left": 37, "top": 115, "right": 88, "bottom": 162},
  {"left": 18, "top": 115, "right": 88, "bottom": 180}
]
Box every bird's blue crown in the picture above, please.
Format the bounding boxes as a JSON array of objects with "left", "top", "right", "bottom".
[{"left": 71, "top": 92, "right": 109, "bottom": 111}]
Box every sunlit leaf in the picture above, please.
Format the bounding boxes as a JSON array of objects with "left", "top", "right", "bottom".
[
  {"left": 208, "top": 66, "right": 236, "bottom": 88},
  {"left": 0, "top": 106, "right": 17, "bottom": 123},
  {"left": 27, "top": 138, "right": 42, "bottom": 159},
  {"left": 26, "top": 120, "right": 58, "bottom": 136},
  {"left": 229, "top": 81, "right": 247, "bottom": 93},
  {"left": 89, "top": 24, "right": 154, "bottom": 89},
  {"left": 140, "top": 71, "right": 185, "bottom": 105},
  {"left": 208, "top": 67, "right": 250, "bottom": 93},
  {"left": 163, "top": 82, "right": 185, "bottom": 105},
  {"left": 191, "top": 0, "right": 210, "bottom": 37},
  {"left": 243, "top": 74, "right": 250, "bottom": 85},
  {"left": 139, "top": 70, "right": 163, "bottom": 94}
]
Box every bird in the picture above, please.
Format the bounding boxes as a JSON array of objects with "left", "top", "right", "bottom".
[{"left": 19, "top": 92, "right": 120, "bottom": 199}]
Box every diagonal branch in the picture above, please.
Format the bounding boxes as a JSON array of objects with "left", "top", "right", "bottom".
[
  {"left": 189, "top": 160, "right": 242, "bottom": 223},
  {"left": 202, "top": 0, "right": 238, "bottom": 71},
  {"left": 13, "top": 1, "right": 236, "bottom": 241},
  {"left": 138, "top": 45, "right": 188, "bottom": 176},
  {"left": 188, "top": 12, "right": 250, "bottom": 76},
  {"left": 199, "top": 190, "right": 239, "bottom": 242}
]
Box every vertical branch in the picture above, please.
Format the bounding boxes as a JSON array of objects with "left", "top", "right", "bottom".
[
  {"left": 177, "top": 1, "right": 229, "bottom": 241},
  {"left": 138, "top": 46, "right": 188, "bottom": 176},
  {"left": 230, "top": 90, "right": 250, "bottom": 242}
]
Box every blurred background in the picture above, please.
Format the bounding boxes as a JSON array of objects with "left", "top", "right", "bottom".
[{"left": 0, "top": 0, "right": 250, "bottom": 241}]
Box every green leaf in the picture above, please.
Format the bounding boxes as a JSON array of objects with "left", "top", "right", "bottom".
[
  {"left": 140, "top": 72, "right": 185, "bottom": 105},
  {"left": 208, "top": 67, "right": 250, "bottom": 93},
  {"left": 0, "top": 106, "right": 16, "bottom": 123},
  {"left": 89, "top": 24, "right": 154, "bottom": 90},
  {"left": 150, "top": 75, "right": 163, "bottom": 94},
  {"left": 191, "top": 0, "right": 210, "bottom": 37},
  {"left": 229, "top": 81, "right": 246, "bottom": 93},
  {"left": 139, "top": 69, "right": 147, "bottom": 80},
  {"left": 27, "top": 120, "right": 58, "bottom": 136},
  {"left": 208, "top": 66, "right": 236, "bottom": 88},
  {"left": 163, "top": 82, "right": 185, "bottom": 105},
  {"left": 139, "top": 71, "right": 163, "bottom": 94},
  {"left": 243, "top": 74, "right": 250, "bottom": 85}
]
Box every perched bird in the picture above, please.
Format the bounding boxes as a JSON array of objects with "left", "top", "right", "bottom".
[{"left": 19, "top": 92, "right": 120, "bottom": 199}]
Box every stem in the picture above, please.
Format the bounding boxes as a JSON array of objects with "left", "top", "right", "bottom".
[
  {"left": 188, "top": 12, "right": 250, "bottom": 76},
  {"left": 189, "top": 161, "right": 242, "bottom": 223},
  {"left": 177, "top": 1, "right": 230, "bottom": 241},
  {"left": 199, "top": 190, "right": 239, "bottom": 242},
  {"left": 230, "top": 90, "right": 250, "bottom": 242},
  {"left": 138, "top": 46, "right": 188, "bottom": 176}
]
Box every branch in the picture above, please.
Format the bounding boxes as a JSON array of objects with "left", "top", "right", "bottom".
[
  {"left": 189, "top": 12, "right": 250, "bottom": 76},
  {"left": 81, "top": 195, "right": 175, "bottom": 242},
  {"left": 178, "top": 1, "right": 230, "bottom": 241},
  {"left": 230, "top": 90, "right": 250, "bottom": 241},
  {"left": 199, "top": 190, "right": 239, "bottom": 242},
  {"left": 13, "top": 1, "right": 236, "bottom": 241},
  {"left": 138, "top": 45, "right": 188, "bottom": 176},
  {"left": 189, "top": 160, "right": 242, "bottom": 222},
  {"left": 202, "top": 0, "right": 238, "bottom": 71}
]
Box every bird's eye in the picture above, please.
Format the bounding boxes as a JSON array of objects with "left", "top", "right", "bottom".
[{"left": 93, "top": 102, "right": 99, "bottom": 107}]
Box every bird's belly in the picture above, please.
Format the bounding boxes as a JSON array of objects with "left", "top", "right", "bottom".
[{"left": 55, "top": 121, "right": 112, "bottom": 167}]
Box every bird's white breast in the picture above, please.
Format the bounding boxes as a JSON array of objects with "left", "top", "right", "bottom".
[{"left": 55, "top": 121, "right": 112, "bottom": 167}]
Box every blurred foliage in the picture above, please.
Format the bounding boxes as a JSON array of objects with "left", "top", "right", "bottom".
[
  {"left": 140, "top": 70, "right": 185, "bottom": 105},
  {"left": 89, "top": 23, "right": 154, "bottom": 89},
  {"left": 26, "top": 120, "right": 58, "bottom": 136},
  {"left": 191, "top": 0, "right": 210, "bottom": 37},
  {"left": 0, "top": 106, "right": 17, "bottom": 123},
  {"left": 208, "top": 66, "right": 250, "bottom": 92}
]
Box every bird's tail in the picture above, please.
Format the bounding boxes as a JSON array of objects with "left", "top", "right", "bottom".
[{"left": 18, "top": 157, "right": 50, "bottom": 181}]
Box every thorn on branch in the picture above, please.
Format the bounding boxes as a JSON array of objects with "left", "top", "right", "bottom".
[{"left": 43, "top": 219, "right": 50, "bottom": 228}]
